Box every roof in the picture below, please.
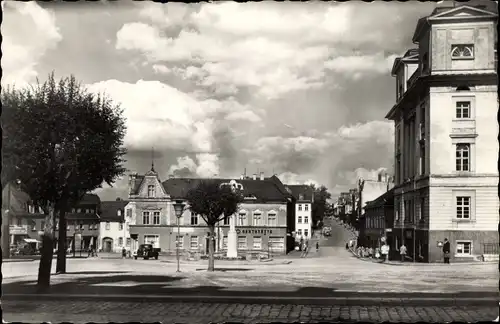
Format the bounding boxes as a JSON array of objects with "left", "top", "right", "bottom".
[
  {"left": 162, "top": 177, "right": 291, "bottom": 203},
  {"left": 66, "top": 212, "right": 100, "bottom": 221},
  {"left": 78, "top": 193, "right": 101, "bottom": 205},
  {"left": 100, "top": 200, "right": 129, "bottom": 222},
  {"left": 286, "top": 185, "right": 313, "bottom": 202},
  {"left": 364, "top": 188, "right": 395, "bottom": 209}
]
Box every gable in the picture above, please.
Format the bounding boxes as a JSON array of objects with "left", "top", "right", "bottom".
[
  {"left": 136, "top": 176, "right": 169, "bottom": 198},
  {"left": 430, "top": 6, "right": 497, "bottom": 20}
]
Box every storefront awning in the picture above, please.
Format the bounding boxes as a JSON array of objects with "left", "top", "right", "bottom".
[{"left": 24, "top": 238, "right": 40, "bottom": 243}]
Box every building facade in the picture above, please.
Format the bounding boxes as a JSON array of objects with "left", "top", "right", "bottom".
[
  {"left": 99, "top": 199, "right": 130, "bottom": 253},
  {"left": 386, "top": 3, "right": 498, "bottom": 262},
  {"left": 287, "top": 185, "right": 313, "bottom": 241},
  {"left": 127, "top": 167, "right": 293, "bottom": 257},
  {"left": 362, "top": 189, "right": 395, "bottom": 255}
]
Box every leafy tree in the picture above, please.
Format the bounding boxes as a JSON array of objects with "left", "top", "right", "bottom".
[
  {"left": 186, "top": 180, "right": 243, "bottom": 271},
  {"left": 310, "top": 185, "right": 332, "bottom": 229},
  {"left": 1, "top": 73, "right": 126, "bottom": 289}
]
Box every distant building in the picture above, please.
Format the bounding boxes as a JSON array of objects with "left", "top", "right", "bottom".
[
  {"left": 99, "top": 199, "right": 130, "bottom": 253},
  {"left": 386, "top": 3, "right": 498, "bottom": 262},
  {"left": 362, "top": 188, "right": 395, "bottom": 254},
  {"left": 287, "top": 185, "right": 314, "bottom": 241}
]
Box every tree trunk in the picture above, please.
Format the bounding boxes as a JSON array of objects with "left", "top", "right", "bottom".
[
  {"left": 56, "top": 207, "right": 67, "bottom": 274},
  {"left": 37, "top": 203, "right": 56, "bottom": 291},
  {"left": 207, "top": 225, "right": 215, "bottom": 272}
]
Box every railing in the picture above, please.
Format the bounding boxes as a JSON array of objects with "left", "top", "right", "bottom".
[{"left": 482, "top": 243, "right": 498, "bottom": 255}]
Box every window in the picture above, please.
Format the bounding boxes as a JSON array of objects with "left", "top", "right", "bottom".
[
  {"left": 253, "top": 236, "right": 262, "bottom": 250},
  {"left": 117, "top": 210, "right": 122, "bottom": 216},
  {"left": 176, "top": 235, "right": 184, "bottom": 249},
  {"left": 456, "top": 144, "right": 470, "bottom": 171},
  {"left": 77, "top": 208, "right": 81, "bottom": 213},
  {"left": 144, "top": 235, "right": 159, "bottom": 248},
  {"left": 119, "top": 222, "right": 123, "bottom": 230},
  {"left": 30, "top": 220, "right": 37, "bottom": 231},
  {"left": 304, "top": 216, "right": 309, "bottom": 224},
  {"left": 88, "top": 223, "right": 93, "bottom": 230},
  {"left": 451, "top": 44, "right": 474, "bottom": 59},
  {"left": 142, "top": 211, "right": 150, "bottom": 225},
  {"left": 40, "top": 221, "right": 45, "bottom": 231},
  {"left": 147, "top": 185, "right": 155, "bottom": 198},
  {"left": 419, "top": 198, "right": 425, "bottom": 221},
  {"left": 269, "top": 236, "right": 284, "bottom": 252},
  {"left": 79, "top": 223, "right": 84, "bottom": 230},
  {"left": 297, "top": 229, "right": 302, "bottom": 236},
  {"left": 420, "top": 143, "right": 426, "bottom": 175},
  {"left": 105, "top": 221, "right": 110, "bottom": 230},
  {"left": 298, "top": 204, "right": 302, "bottom": 211},
  {"left": 190, "top": 212, "right": 198, "bottom": 225},
  {"left": 456, "top": 196, "right": 471, "bottom": 219},
  {"left": 222, "top": 236, "right": 228, "bottom": 250},
  {"left": 190, "top": 236, "right": 198, "bottom": 249},
  {"left": 456, "top": 241, "right": 472, "bottom": 256},
  {"left": 304, "top": 204, "right": 309, "bottom": 211},
  {"left": 118, "top": 237, "right": 123, "bottom": 246},
  {"left": 237, "top": 236, "right": 247, "bottom": 249},
  {"left": 153, "top": 211, "right": 160, "bottom": 225},
  {"left": 238, "top": 212, "right": 247, "bottom": 226},
  {"left": 304, "top": 229, "right": 309, "bottom": 237},
  {"left": 126, "top": 209, "right": 132, "bottom": 218},
  {"left": 253, "top": 212, "right": 262, "bottom": 226},
  {"left": 223, "top": 216, "right": 230, "bottom": 225},
  {"left": 126, "top": 238, "right": 131, "bottom": 246},
  {"left": 456, "top": 101, "right": 471, "bottom": 119},
  {"left": 15, "top": 218, "right": 22, "bottom": 226},
  {"left": 267, "top": 213, "right": 277, "bottom": 226},
  {"left": 298, "top": 216, "right": 302, "bottom": 224}
]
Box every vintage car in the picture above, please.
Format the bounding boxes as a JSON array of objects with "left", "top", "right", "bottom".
[{"left": 134, "top": 244, "right": 160, "bottom": 260}]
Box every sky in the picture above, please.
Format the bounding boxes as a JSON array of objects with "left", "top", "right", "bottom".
[{"left": 2, "top": 0, "right": 439, "bottom": 201}]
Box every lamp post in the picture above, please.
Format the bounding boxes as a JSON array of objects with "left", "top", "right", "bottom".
[{"left": 173, "top": 200, "right": 185, "bottom": 273}]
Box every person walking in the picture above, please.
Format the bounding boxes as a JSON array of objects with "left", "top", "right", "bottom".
[
  {"left": 315, "top": 241, "right": 319, "bottom": 253},
  {"left": 399, "top": 243, "right": 407, "bottom": 262},
  {"left": 345, "top": 242, "right": 349, "bottom": 250},
  {"left": 381, "top": 243, "right": 390, "bottom": 262},
  {"left": 443, "top": 238, "right": 451, "bottom": 264}
]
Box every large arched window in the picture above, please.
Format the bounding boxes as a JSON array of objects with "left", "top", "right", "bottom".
[
  {"left": 252, "top": 210, "right": 262, "bottom": 226},
  {"left": 455, "top": 144, "right": 470, "bottom": 172}
]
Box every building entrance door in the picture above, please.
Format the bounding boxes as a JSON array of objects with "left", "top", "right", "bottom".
[{"left": 103, "top": 238, "right": 113, "bottom": 252}]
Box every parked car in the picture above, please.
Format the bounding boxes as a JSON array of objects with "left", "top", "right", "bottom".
[{"left": 134, "top": 244, "right": 159, "bottom": 260}]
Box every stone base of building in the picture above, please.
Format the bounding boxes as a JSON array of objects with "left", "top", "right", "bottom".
[{"left": 428, "top": 230, "right": 498, "bottom": 263}]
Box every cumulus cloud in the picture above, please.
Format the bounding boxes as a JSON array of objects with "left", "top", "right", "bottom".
[{"left": 1, "top": 2, "right": 62, "bottom": 86}]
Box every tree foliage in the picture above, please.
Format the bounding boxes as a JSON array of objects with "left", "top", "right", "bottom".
[
  {"left": 310, "top": 185, "right": 332, "bottom": 228},
  {"left": 186, "top": 180, "right": 243, "bottom": 271},
  {"left": 1, "top": 73, "right": 127, "bottom": 287}
]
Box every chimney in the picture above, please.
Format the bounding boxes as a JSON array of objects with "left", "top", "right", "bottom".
[
  {"left": 128, "top": 173, "right": 137, "bottom": 194},
  {"left": 259, "top": 172, "right": 264, "bottom": 180},
  {"left": 252, "top": 173, "right": 257, "bottom": 180}
]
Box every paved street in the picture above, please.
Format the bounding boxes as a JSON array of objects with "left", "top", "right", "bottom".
[{"left": 4, "top": 300, "right": 499, "bottom": 323}]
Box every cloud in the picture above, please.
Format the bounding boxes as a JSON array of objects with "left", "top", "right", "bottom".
[
  {"left": 1, "top": 2, "right": 62, "bottom": 86},
  {"left": 168, "top": 156, "right": 197, "bottom": 177},
  {"left": 324, "top": 53, "right": 399, "bottom": 79}
]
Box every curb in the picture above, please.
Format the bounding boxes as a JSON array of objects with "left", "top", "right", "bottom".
[{"left": 3, "top": 293, "right": 497, "bottom": 307}]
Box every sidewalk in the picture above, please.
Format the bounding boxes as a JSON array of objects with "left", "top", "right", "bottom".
[{"left": 348, "top": 247, "right": 497, "bottom": 266}]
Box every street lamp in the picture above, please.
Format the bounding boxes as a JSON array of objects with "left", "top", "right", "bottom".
[{"left": 173, "top": 200, "right": 185, "bottom": 273}]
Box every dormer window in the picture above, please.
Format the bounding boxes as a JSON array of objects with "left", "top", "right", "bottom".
[
  {"left": 117, "top": 210, "right": 122, "bottom": 216},
  {"left": 451, "top": 44, "right": 474, "bottom": 60},
  {"left": 147, "top": 185, "right": 155, "bottom": 198}
]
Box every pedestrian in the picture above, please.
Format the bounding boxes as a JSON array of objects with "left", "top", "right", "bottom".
[
  {"left": 368, "top": 247, "right": 373, "bottom": 258},
  {"left": 381, "top": 243, "right": 390, "bottom": 262},
  {"left": 88, "top": 245, "right": 93, "bottom": 257},
  {"left": 316, "top": 241, "right": 319, "bottom": 252},
  {"left": 443, "top": 238, "right": 450, "bottom": 264},
  {"left": 399, "top": 243, "right": 407, "bottom": 262},
  {"left": 122, "top": 247, "right": 127, "bottom": 258},
  {"left": 345, "top": 242, "right": 349, "bottom": 250}
]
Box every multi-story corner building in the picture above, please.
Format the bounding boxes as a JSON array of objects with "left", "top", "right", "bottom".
[
  {"left": 385, "top": 3, "right": 498, "bottom": 262},
  {"left": 99, "top": 199, "right": 130, "bottom": 253},
  {"left": 287, "top": 185, "right": 314, "bottom": 241},
  {"left": 127, "top": 167, "right": 294, "bottom": 256}
]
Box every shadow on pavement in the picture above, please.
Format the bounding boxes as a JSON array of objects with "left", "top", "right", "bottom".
[{"left": 62, "top": 271, "right": 130, "bottom": 275}]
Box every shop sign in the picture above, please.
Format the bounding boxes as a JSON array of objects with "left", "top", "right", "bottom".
[
  {"left": 10, "top": 226, "right": 28, "bottom": 235},
  {"left": 236, "top": 228, "right": 273, "bottom": 235}
]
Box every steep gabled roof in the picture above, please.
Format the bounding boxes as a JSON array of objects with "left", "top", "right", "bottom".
[
  {"left": 100, "top": 199, "right": 129, "bottom": 222},
  {"left": 286, "top": 185, "right": 313, "bottom": 202},
  {"left": 162, "top": 177, "right": 290, "bottom": 203}
]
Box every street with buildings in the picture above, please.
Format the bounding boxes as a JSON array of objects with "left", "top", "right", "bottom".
[{"left": 2, "top": 1, "right": 499, "bottom": 323}]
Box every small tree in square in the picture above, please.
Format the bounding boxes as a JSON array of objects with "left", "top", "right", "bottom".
[{"left": 186, "top": 180, "right": 243, "bottom": 271}]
